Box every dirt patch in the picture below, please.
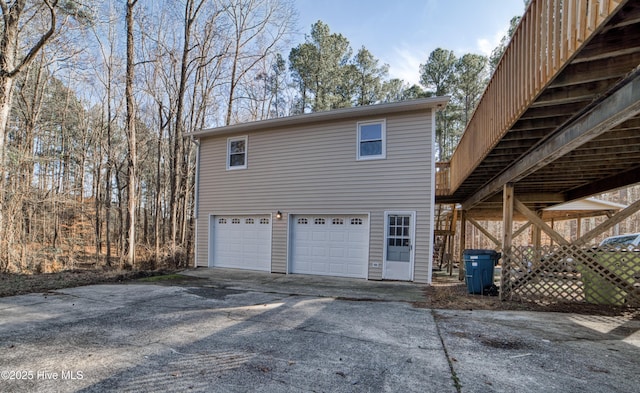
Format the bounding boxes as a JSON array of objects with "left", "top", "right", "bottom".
[
  {"left": 0, "top": 269, "right": 173, "bottom": 297},
  {"left": 1, "top": 268, "right": 638, "bottom": 318},
  {"left": 415, "top": 279, "right": 638, "bottom": 317}
]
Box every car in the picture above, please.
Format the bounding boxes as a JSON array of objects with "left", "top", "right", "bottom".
[{"left": 599, "top": 233, "right": 640, "bottom": 249}]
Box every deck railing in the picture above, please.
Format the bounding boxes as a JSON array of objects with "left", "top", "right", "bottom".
[
  {"left": 435, "top": 162, "right": 451, "bottom": 196},
  {"left": 448, "top": 0, "right": 625, "bottom": 194}
]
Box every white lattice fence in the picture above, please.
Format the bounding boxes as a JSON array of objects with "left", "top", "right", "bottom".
[{"left": 501, "top": 245, "right": 640, "bottom": 307}]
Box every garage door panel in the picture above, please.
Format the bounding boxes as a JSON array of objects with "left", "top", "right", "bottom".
[
  {"left": 312, "top": 231, "right": 326, "bottom": 241},
  {"left": 291, "top": 214, "right": 368, "bottom": 279},
  {"left": 330, "top": 232, "right": 346, "bottom": 241},
  {"left": 211, "top": 215, "right": 271, "bottom": 271},
  {"left": 330, "top": 247, "right": 344, "bottom": 257}
]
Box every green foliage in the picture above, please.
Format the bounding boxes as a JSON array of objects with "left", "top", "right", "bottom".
[
  {"left": 289, "top": 21, "right": 390, "bottom": 113},
  {"left": 489, "top": 15, "right": 521, "bottom": 74},
  {"left": 352, "top": 46, "right": 389, "bottom": 106},
  {"left": 420, "top": 48, "right": 457, "bottom": 96},
  {"left": 455, "top": 53, "right": 488, "bottom": 125},
  {"left": 289, "top": 21, "right": 352, "bottom": 112},
  {"left": 419, "top": 48, "right": 488, "bottom": 160},
  {"left": 59, "top": 0, "right": 96, "bottom": 25}
]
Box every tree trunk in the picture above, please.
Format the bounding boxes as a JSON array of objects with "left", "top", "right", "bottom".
[{"left": 125, "top": 0, "right": 138, "bottom": 267}]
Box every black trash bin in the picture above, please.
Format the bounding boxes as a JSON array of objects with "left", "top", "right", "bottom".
[{"left": 463, "top": 249, "right": 501, "bottom": 294}]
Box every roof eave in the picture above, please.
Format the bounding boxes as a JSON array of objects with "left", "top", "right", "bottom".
[{"left": 188, "top": 96, "right": 450, "bottom": 139}]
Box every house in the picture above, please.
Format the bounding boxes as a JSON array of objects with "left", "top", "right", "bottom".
[{"left": 189, "top": 97, "right": 448, "bottom": 284}]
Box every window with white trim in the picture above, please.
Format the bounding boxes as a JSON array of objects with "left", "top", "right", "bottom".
[
  {"left": 227, "top": 136, "right": 247, "bottom": 170},
  {"left": 231, "top": 218, "right": 241, "bottom": 224},
  {"left": 332, "top": 218, "right": 344, "bottom": 225},
  {"left": 218, "top": 218, "right": 227, "bottom": 224},
  {"left": 259, "top": 218, "right": 270, "bottom": 224},
  {"left": 350, "top": 218, "right": 363, "bottom": 225},
  {"left": 314, "top": 218, "right": 326, "bottom": 225},
  {"left": 297, "top": 218, "right": 308, "bottom": 224},
  {"left": 245, "top": 218, "right": 254, "bottom": 224},
  {"left": 357, "top": 120, "right": 386, "bottom": 160}
]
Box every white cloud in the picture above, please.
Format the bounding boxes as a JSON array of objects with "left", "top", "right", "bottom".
[
  {"left": 387, "top": 46, "right": 423, "bottom": 86},
  {"left": 476, "top": 25, "right": 509, "bottom": 56}
]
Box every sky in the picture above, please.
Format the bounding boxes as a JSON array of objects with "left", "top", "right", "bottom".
[{"left": 293, "top": 0, "right": 526, "bottom": 85}]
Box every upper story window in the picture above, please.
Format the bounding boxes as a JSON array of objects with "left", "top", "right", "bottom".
[
  {"left": 227, "top": 136, "right": 247, "bottom": 170},
  {"left": 357, "top": 120, "right": 386, "bottom": 160}
]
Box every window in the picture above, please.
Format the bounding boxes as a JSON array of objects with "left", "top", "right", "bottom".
[
  {"left": 231, "top": 218, "right": 241, "bottom": 224},
  {"left": 245, "top": 218, "right": 254, "bottom": 224},
  {"left": 227, "top": 136, "right": 247, "bottom": 170},
  {"left": 357, "top": 120, "right": 386, "bottom": 160},
  {"left": 259, "top": 218, "right": 270, "bottom": 225},
  {"left": 297, "top": 218, "right": 308, "bottom": 225},
  {"left": 314, "top": 218, "right": 326, "bottom": 225},
  {"left": 218, "top": 218, "right": 227, "bottom": 224},
  {"left": 332, "top": 218, "right": 344, "bottom": 225},
  {"left": 350, "top": 218, "right": 363, "bottom": 225}
]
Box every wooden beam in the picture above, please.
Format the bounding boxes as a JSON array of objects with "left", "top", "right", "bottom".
[
  {"left": 566, "top": 165, "right": 640, "bottom": 200},
  {"left": 485, "top": 192, "right": 565, "bottom": 204},
  {"left": 458, "top": 211, "right": 467, "bottom": 281},
  {"left": 576, "top": 197, "right": 640, "bottom": 245},
  {"left": 514, "top": 198, "right": 569, "bottom": 245},
  {"left": 467, "top": 217, "right": 501, "bottom": 248},
  {"left": 502, "top": 185, "right": 514, "bottom": 250},
  {"left": 513, "top": 221, "right": 532, "bottom": 238},
  {"left": 462, "top": 70, "right": 640, "bottom": 210},
  {"left": 501, "top": 184, "right": 514, "bottom": 300}
]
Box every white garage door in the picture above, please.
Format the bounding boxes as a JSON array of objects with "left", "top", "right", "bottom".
[
  {"left": 210, "top": 215, "right": 271, "bottom": 271},
  {"left": 291, "top": 215, "right": 369, "bottom": 278}
]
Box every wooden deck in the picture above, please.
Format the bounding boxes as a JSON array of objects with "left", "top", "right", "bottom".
[{"left": 437, "top": 0, "right": 640, "bottom": 217}]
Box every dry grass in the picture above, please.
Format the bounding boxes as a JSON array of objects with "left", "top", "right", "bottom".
[
  {"left": 419, "top": 271, "right": 638, "bottom": 317},
  {"left": 0, "top": 269, "right": 171, "bottom": 297}
]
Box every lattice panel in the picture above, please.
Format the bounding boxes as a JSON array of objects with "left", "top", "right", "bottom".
[{"left": 501, "top": 245, "right": 640, "bottom": 307}]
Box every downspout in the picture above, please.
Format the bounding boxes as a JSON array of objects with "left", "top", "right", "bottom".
[
  {"left": 192, "top": 137, "right": 201, "bottom": 268},
  {"left": 428, "top": 107, "right": 437, "bottom": 284}
]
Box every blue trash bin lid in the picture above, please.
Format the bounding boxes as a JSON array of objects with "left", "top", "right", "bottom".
[{"left": 463, "top": 249, "right": 499, "bottom": 256}]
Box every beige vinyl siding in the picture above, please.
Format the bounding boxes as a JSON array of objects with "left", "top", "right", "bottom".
[
  {"left": 196, "top": 109, "right": 434, "bottom": 282},
  {"left": 271, "top": 214, "right": 288, "bottom": 273},
  {"left": 368, "top": 211, "right": 384, "bottom": 280}
]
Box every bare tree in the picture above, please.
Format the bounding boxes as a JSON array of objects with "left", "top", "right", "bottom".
[
  {"left": 223, "top": 0, "right": 294, "bottom": 125},
  {"left": 0, "top": 1, "right": 59, "bottom": 266},
  {"left": 125, "top": 0, "right": 138, "bottom": 267}
]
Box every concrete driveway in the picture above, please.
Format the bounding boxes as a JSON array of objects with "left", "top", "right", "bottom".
[{"left": 0, "top": 268, "right": 638, "bottom": 392}]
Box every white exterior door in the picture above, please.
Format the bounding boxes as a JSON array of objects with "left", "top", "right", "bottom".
[
  {"left": 210, "top": 215, "right": 271, "bottom": 271},
  {"left": 291, "top": 215, "right": 369, "bottom": 278},
  {"left": 383, "top": 212, "right": 415, "bottom": 281}
]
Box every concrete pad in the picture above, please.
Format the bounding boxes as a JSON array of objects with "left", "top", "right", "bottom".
[
  {"left": 0, "top": 284, "right": 451, "bottom": 392},
  {"left": 0, "top": 268, "right": 638, "bottom": 392},
  {"left": 434, "top": 309, "right": 640, "bottom": 393},
  {"left": 180, "top": 267, "right": 428, "bottom": 302}
]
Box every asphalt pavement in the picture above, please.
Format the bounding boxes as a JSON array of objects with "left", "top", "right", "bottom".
[{"left": 0, "top": 268, "right": 638, "bottom": 392}]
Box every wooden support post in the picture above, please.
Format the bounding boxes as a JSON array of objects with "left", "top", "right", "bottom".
[
  {"left": 501, "top": 184, "right": 514, "bottom": 300},
  {"left": 459, "top": 210, "right": 466, "bottom": 281},
  {"left": 533, "top": 211, "right": 543, "bottom": 249},
  {"left": 576, "top": 216, "right": 582, "bottom": 242},
  {"left": 448, "top": 206, "right": 458, "bottom": 276}
]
